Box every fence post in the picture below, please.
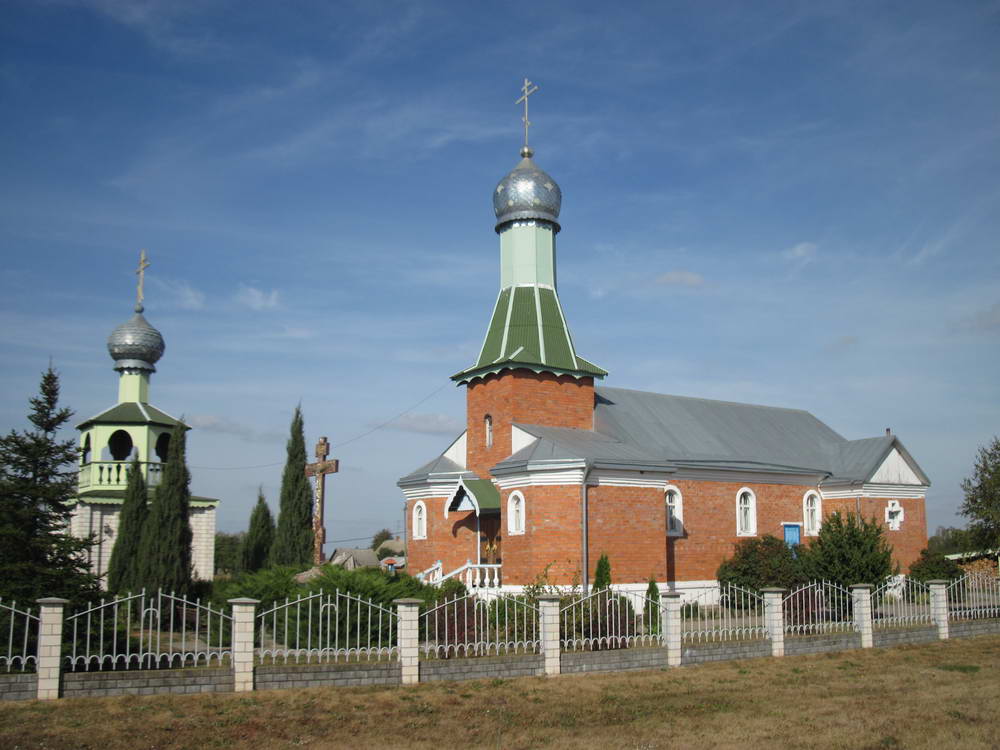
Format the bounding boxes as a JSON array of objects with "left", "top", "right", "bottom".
[
  {"left": 35, "top": 598, "right": 68, "bottom": 701},
  {"left": 537, "top": 595, "right": 561, "bottom": 676},
  {"left": 394, "top": 598, "right": 421, "bottom": 685},
  {"left": 228, "top": 598, "right": 259, "bottom": 693},
  {"left": 927, "top": 580, "right": 949, "bottom": 640},
  {"left": 850, "top": 585, "right": 874, "bottom": 648},
  {"left": 761, "top": 588, "right": 786, "bottom": 657},
  {"left": 661, "top": 592, "right": 682, "bottom": 667}
]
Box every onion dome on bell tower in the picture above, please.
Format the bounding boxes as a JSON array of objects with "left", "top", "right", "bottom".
[
  {"left": 492, "top": 145, "right": 562, "bottom": 233},
  {"left": 107, "top": 303, "right": 165, "bottom": 375}
]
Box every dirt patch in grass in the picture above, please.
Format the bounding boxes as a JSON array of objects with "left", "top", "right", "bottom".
[{"left": 2, "top": 636, "right": 1000, "bottom": 749}]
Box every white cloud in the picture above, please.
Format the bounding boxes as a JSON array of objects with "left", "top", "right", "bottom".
[
  {"left": 236, "top": 284, "right": 280, "bottom": 310},
  {"left": 954, "top": 302, "right": 1000, "bottom": 334},
  {"left": 823, "top": 335, "right": 860, "bottom": 355},
  {"left": 383, "top": 412, "right": 464, "bottom": 436},
  {"left": 656, "top": 270, "right": 704, "bottom": 287},
  {"left": 781, "top": 242, "right": 818, "bottom": 263},
  {"left": 186, "top": 414, "right": 285, "bottom": 443},
  {"left": 151, "top": 277, "right": 205, "bottom": 310}
]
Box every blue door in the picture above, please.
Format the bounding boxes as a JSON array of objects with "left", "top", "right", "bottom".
[{"left": 783, "top": 524, "right": 801, "bottom": 546}]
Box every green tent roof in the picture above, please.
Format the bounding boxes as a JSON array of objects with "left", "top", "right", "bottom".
[
  {"left": 446, "top": 478, "right": 500, "bottom": 515},
  {"left": 453, "top": 286, "right": 606, "bottom": 384},
  {"left": 73, "top": 488, "right": 219, "bottom": 508},
  {"left": 77, "top": 402, "right": 187, "bottom": 430}
]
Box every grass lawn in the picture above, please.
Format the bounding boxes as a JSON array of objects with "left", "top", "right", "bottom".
[{"left": 3, "top": 635, "right": 999, "bottom": 749}]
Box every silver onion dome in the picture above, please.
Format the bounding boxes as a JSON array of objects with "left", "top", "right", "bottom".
[
  {"left": 493, "top": 146, "right": 562, "bottom": 233},
  {"left": 107, "top": 304, "right": 165, "bottom": 373}
]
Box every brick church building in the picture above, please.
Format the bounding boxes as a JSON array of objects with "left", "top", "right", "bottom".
[{"left": 398, "top": 140, "right": 929, "bottom": 597}]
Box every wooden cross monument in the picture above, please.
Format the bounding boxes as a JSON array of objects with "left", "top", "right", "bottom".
[{"left": 304, "top": 436, "right": 339, "bottom": 566}]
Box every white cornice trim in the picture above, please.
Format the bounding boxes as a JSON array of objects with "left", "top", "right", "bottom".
[
  {"left": 592, "top": 469, "right": 673, "bottom": 488},
  {"left": 494, "top": 468, "right": 586, "bottom": 489},
  {"left": 819, "top": 483, "right": 928, "bottom": 500}
]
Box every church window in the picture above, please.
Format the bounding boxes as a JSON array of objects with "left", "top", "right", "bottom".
[
  {"left": 412, "top": 501, "right": 427, "bottom": 540},
  {"left": 81, "top": 434, "right": 91, "bottom": 465},
  {"left": 884, "top": 500, "right": 904, "bottom": 531},
  {"left": 485, "top": 415, "right": 493, "bottom": 449},
  {"left": 665, "top": 485, "right": 683, "bottom": 536},
  {"left": 507, "top": 491, "right": 526, "bottom": 535},
  {"left": 737, "top": 488, "right": 757, "bottom": 536},
  {"left": 107, "top": 430, "right": 134, "bottom": 461},
  {"left": 155, "top": 432, "right": 171, "bottom": 463},
  {"left": 803, "top": 492, "right": 821, "bottom": 536}
]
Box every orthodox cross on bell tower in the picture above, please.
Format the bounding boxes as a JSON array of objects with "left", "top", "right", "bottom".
[
  {"left": 304, "top": 436, "right": 339, "bottom": 566},
  {"left": 516, "top": 77, "right": 539, "bottom": 150},
  {"left": 135, "top": 249, "right": 150, "bottom": 309}
]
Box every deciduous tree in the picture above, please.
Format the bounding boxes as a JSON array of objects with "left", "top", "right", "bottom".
[{"left": 960, "top": 436, "right": 1000, "bottom": 551}]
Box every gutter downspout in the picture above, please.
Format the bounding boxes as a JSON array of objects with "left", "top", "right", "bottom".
[{"left": 581, "top": 460, "right": 595, "bottom": 596}]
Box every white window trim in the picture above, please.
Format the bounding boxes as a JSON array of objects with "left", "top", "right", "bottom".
[
  {"left": 412, "top": 500, "right": 427, "bottom": 540},
  {"left": 884, "top": 499, "right": 904, "bottom": 531},
  {"left": 507, "top": 490, "right": 526, "bottom": 536},
  {"left": 803, "top": 491, "right": 822, "bottom": 536},
  {"left": 665, "top": 484, "right": 684, "bottom": 537},
  {"left": 736, "top": 487, "right": 757, "bottom": 537}
]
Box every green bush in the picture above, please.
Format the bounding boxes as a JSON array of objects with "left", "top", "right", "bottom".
[
  {"left": 716, "top": 535, "right": 804, "bottom": 591},
  {"left": 799, "top": 512, "right": 897, "bottom": 589},
  {"left": 593, "top": 554, "right": 612, "bottom": 590},
  {"left": 908, "top": 548, "right": 963, "bottom": 582}
]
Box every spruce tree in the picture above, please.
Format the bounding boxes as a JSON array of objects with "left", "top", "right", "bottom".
[
  {"left": 240, "top": 488, "right": 275, "bottom": 572},
  {"left": 138, "top": 423, "right": 192, "bottom": 594},
  {"left": 269, "top": 407, "right": 313, "bottom": 567},
  {"left": 0, "top": 368, "right": 98, "bottom": 605},
  {"left": 106, "top": 458, "right": 148, "bottom": 593}
]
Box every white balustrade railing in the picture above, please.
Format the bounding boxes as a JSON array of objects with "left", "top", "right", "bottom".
[
  {"left": 420, "top": 593, "right": 540, "bottom": 658},
  {"left": 417, "top": 560, "right": 443, "bottom": 584},
  {"left": 682, "top": 583, "right": 768, "bottom": 643},
  {"left": 78, "top": 461, "right": 164, "bottom": 490},
  {"left": 947, "top": 573, "right": 1000, "bottom": 621},
  {"left": 0, "top": 599, "right": 39, "bottom": 672},
  {"left": 872, "top": 577, "right": 932, "bottom": 629},
  {"left": 257, "top": 590, "right": 398, "bottom": 664}
]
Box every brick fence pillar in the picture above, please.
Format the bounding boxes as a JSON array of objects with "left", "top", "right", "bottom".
[
  {"left": 228, "top": 598, "right": 258, "bottom": 692},
  {"left": 394, "top": 598, "right": 421, "bottom": 684},
  {"left": 927, "top": 580, "right": 949, "bottom": 641},
  {"left": 660, "top": 593, "right": 682, "bottom": 667},
  {"left": 538, "top": 595, "right": 561, "bottom": 676},
  {"left": 761, "top": 588, "right": 786, "bottom": 658},
  {"left": 850, "top": 585, "right": 874, "bottom": 648},
  {"left": 36, "top": 598, "right": 68, "bottom": 700}
]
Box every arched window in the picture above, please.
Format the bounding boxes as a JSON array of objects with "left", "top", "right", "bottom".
[
  {"left": 665, "top": 485, "right": 683, "bottom": 537},
  {"left": 736, "top": 488, "right": 757, "bottom": 536},
  {"left": 81, "top": 434, "right": 91, "bottom": 465},
  {"left": 107, "top": 430, "right": 133, "bottom": 461},
  {"left": 484, "top": 415, "right": 493, "bottom": 449},
  {"left": 155, "top": 432, "right": 171, "bottom": 463},
  {"left": 507, "top": 491, "right": 526, "bottom": 535},
  {"left": 803, "top": 492, "right": 821, "bottom": 536},
  {"left": 412, "top": 501, "right": 427, "bottom": 540}
]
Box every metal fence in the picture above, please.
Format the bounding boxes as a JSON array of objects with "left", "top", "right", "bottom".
[
  {"left": 681, "top": 583, "right": 768, "bottom": 643},
  {"left": 783, "top": 581, "right": 856, "bottom": 636},
  {"left": 0, "top": 599, "right": 38, "bottom": 673},
  {"left": 947, "top": 573, "right": 1000, "bottom": 622},
  {"left": 257, "top": 590, "right": 398, "bottom": 664},
  {"left": 419, "top": 593, "right": 540, "bottom": 658},
  {"left": 560, "top": 588, "right": 661, "bottom": 651},
  {"left": 64, "top": 590, "right": 232, "bottom": 672},
  {"left": 872, "top": 578, "right": 932, "bottom": 630}
]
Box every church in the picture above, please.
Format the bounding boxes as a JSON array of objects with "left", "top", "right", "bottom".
[
  {"left": 398, "top": 117, "right": 930, "bottom": 597},
  {"left": 69, "top": 258, "right": 218, "bottom": 587}
]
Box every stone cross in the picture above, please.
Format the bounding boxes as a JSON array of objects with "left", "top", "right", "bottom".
[
  {"left": 304, "top": 436, "right": 339, "bottom": 566},
  {"left": 135, "top": 249, "right": 150, "bottom": 308},
  {"left": 516, "top": 77, "right": 539, "bottom": 148}
]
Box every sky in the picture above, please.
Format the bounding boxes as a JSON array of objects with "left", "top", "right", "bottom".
[{"left": 2, "top": 0, "right": 999, "bottom": 550}]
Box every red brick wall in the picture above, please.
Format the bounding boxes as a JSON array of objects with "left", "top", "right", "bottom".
[
  {"left": 500, "top": 485, "right": 584, "bottom": 586},
  {"left": 405, "top": 496, "right": 479, "bottom": 576},
  {"left": 465, "top": 370, "right": 594, "bottom": 478},
  {"left": 823, "top": 495, "right": 927, "bottom": 573}
]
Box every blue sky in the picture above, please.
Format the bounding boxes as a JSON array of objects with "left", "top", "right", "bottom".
[{"left": 2, "top": 0, "right": 998, "bottom": 548}]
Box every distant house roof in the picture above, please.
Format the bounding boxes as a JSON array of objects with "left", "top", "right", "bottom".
[
  {"left": 77, "top": 402, "right": 187, "bottom": 430},
  {"left": 400, "top": 385, "right": 930, "bottom": 486},
  {"left": 330, "top": 548, "right": 380, "bottom": 569},
  {"left": 377, "top": 537, "right": 406, "bottom": 555}
]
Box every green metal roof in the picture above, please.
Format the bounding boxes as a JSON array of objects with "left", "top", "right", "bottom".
[
  {"left": 453, "top": 285, "right": 606, "bottom": 384},
  {"left": 77, "top": 402, "right": 187, "bottom": 430},
  {"left": 74, "top": 489, "right": 219, "bottom": 508},
  {"left": 446, "top": 478, "right": 500, "bottom": 515}
]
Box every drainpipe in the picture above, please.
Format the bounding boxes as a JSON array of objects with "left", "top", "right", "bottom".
[{"left": 581, "top": 459, "right": 595, "bottom": 596}]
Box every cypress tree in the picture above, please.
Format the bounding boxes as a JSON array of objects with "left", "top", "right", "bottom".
[
  {"left": 138, "top": 423, "right": 192, "bottom": 594},
  {"left": 593, "top": 553, "right": 612, "bottom": 590},
  {"left": 106, "top": 458, "right": 148, "bottom": 593},
  {"left": 240, "top": 488, "right": 275, "bottom": 572},
  {"left": 269, "top": 407, "right": 313, "bottom": 567}
]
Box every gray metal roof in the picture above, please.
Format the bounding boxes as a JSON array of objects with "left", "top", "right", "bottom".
[{"left": 397, "top": 454, "right": 471, "bottom": 486}]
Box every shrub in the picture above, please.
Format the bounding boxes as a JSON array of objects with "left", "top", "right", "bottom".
[
  {"left": 593, "top": 554, "right": 611, "bottom": 590},
  {"left": 799, "top": 512, "right": 897, "bottom": 589},
  {"left": 717, "top": 535, "right": 804, "bottom": 591},
  {"left": 908, "top": 548, "right": 963, "bottom": 582}
]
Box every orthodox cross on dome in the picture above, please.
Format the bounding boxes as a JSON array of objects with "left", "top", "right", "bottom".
[
  {"left": 305, "top": 436, "right": 339, "bottom": 566},
  {"left": 135, "top": 249, "right": 150, "bottom": 309},
  {"left": 516, "top": 77, "right": 539, "bottom": 150}
]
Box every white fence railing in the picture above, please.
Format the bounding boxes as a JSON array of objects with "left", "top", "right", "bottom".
[
  {"left": 872, "top": 578, "right": 932, "bottom": 629},
  {"left": 948, "top": 574, "right": 1000, "bottom": 621},
  {"left": 0, "top": 599, "right": 38, "bottom": 673},
  {"left": 420, "top": 593, "right": 540, "bottom": 658},
  {"left": 64, "top": 590, "right": 232, "bottom": 671},
  {"left": 257, "top": 590, "right": 398, "bottom": 664},
  {"left": 560, "top": 588, "right": 662, "bottom": 651},
  {"left": 783, "top": 581, "right": 856, "bottom": 636},
  {"left": 682, "top": 583, "right": 768, "bottom": 643}
]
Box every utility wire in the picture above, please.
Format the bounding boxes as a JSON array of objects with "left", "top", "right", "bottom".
[{"left": 190, "top": 381, "right": 452, "bottom": 470}]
